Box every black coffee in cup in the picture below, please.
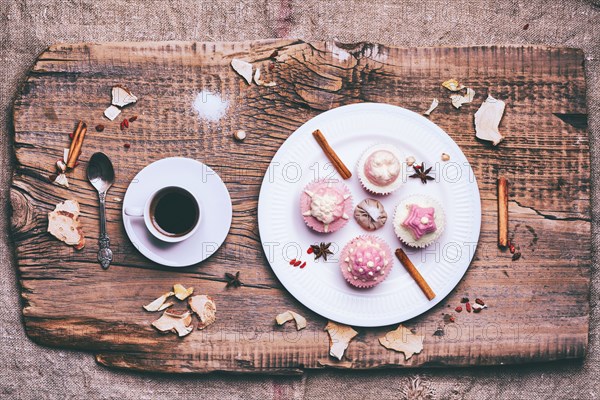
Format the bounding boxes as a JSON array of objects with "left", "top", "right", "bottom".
[{"left": 150, "top": 187, "right": 199, "bottom": 237}]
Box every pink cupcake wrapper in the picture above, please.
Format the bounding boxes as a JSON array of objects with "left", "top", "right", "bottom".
[
  {"left": 300, "top": 179, "right": 353, "bottom": 234},
  {"left": 339, "top": 234, "right": 393, "bottom": 288}
]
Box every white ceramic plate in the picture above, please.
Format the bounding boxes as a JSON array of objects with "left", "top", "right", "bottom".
[
  {"left": 258, "top": 103, "right": 481, "bottom": 327},
  {"left": 122, "top": 157, "right": 232, "bottom": 267}
]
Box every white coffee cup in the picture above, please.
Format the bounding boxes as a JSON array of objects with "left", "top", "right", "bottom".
[{"left": 124, "top": 186, "right": 201, "bottom": 243}]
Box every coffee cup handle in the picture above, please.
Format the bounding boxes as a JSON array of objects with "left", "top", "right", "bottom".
[{"left": 124, "top": 206, "right": 144, "bottom": 217}]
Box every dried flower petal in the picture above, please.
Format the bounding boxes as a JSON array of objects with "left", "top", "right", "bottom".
[
  {"left": 231, "top": 59, "right": 253, "bottom": 84},
  {"left": 276, "top": 310, "right": 307, "bottom": 330},
  {"left": 324, "top": 321, "right": 358, "bottom": 360},
  {"left": 143, "top": 292, "right": 175, "bottom": 312},
  {"left": 450, "top": 87, "right": 475, "bottom": 109},
  {"left": 423, "top": 98, "right": 439, "bottom": 116},
  {"left": 442, "top": 79, "right": 465, "bottom": 91},
  {"left": 188, "top": 295, "right": 216, "bottom": 330},
  {"left": 474, "top": 94, "right": 506, "bottom": 146},
  {"left": 173, "top": 284, "right": 194, "bottom": 301},
  {"left": 379, "top": 324, "right": 424, "bottom": 360}
]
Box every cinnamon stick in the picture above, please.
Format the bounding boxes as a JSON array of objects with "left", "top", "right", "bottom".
[
  {"left": 498, "top": 176, "right": 509, "bottom": 248},
  {"left": 66, "top": 121, "right": 87, "bottom": 169},
  {"left": 312, "top": 129, "right": 352, "bottom": 179},
  {"left": 395, "top": 248, "right": 436, "bottom": 301}
]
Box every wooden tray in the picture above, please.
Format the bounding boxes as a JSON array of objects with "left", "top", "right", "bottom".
[{"left": 11, "top": 40, "right": 590, "bottom": 373}]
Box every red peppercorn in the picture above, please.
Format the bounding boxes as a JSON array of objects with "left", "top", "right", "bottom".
[
  {"left": 289, "top": 259, "right": 296, "bottom": 265},
  {"left": 455, "top": 306, "right": 462, "bottom": 313},
  {"left": 465, "top": 302, "right": 472, "bottom": 313},
  {"left": 128, "top": 115, "right": 138, "bottom": 122},
  {"left": 69, "top": 132, "right": 74, "bottom": 139},
  {"left": 124, "top": 143, "right": 131, "bottom": 149},
  {"left": 475, "top": 298, "right": 485, "bottom": 306},
  {"left": 307, "top": 247, "right": 313, "bottom": 254},
  {"left": 294, "top": 260, "right": 302, "bottom": 267},
  {"left": 449, "top": 315, "right": 456, "bottom": 323},
  {"left": 300, "top": 262, "right": 306, "bottom": 269}
]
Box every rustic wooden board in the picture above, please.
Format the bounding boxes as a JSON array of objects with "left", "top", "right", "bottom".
[{"left": 11, "top": 40, "right": 590, "bottom": 373}]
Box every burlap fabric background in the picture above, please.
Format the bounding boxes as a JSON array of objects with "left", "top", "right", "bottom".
[{"left": 1, "top": 1, "right": 599, "bottom": 399}]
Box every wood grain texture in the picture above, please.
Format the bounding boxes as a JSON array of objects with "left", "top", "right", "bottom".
[{"left": 11, "top": 40, "right": 591, "bottom": 373}]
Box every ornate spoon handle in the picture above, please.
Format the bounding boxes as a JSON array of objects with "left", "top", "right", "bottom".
[{"left": 97, "top": 192, "right": 113, "bottom": 269}]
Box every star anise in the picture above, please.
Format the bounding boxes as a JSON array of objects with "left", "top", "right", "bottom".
[
  {"left": 310, "top": 242, "right": 334, "bottom": 261},
  {"left": 410, "top": 162, "right": 435, "bottom": 184},
  {"left": 225, "top": 271, "right": 243, "bottom": 288}
]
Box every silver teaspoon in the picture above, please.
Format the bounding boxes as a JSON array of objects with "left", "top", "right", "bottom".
[{"left": 87, "top": 152, "right": 115, "bottom": 269}]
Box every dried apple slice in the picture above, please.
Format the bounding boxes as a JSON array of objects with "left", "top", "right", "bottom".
[
  {"left": 324, "top": 321, "right": 358, "bottom": 360},
  {"left": 231, "top": 59, "right": 253, "bottom": 84},
  {"left": 143, "top": 292, "right": 175, "bottom": 312},
  {"left": 47, "top": 200, "right": 85, "bottom": 249},
  {"left": 103, "top": 105, "right": 121, "bottom": 121},
  {"left": 379, "top": 324, "right": 424, "bottom": 360},
  {"left": 423, "top": 98, "right": 439, "bottom": 116},
  {"left": 152, "top": 310, "right": 193, "bottom": 337},
  {"left": 474, "top": 94, "right": 506, "bottom": 145},
  {"left": 450, "top": 87, "right": 475, "bottom": 109},
  {"left": 173, "top": 284, "right": 194, "bottom": 300},
  {"left": 275, "top": 310, "right": 307, "bottom": 330},
  {"left": 53, "top": 173, "right": 69, "bottom": 188},
  {"left": 111, "top": 85, "right": 138, "bottom": 107},
  {"left": 253, "top": 67, "right": 263, "bottom": 85},
  {"left": 441, "top": 78, "right": 465, "bottom": 91},
  {"left": 188, "top": 295, "right": 216, "bottom": 330}
]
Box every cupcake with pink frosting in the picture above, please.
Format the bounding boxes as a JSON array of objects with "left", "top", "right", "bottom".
[
  {"left": 301, "top": 179, "right": 353, "bottom": 233},
  {"left": 340, "top": 235, "right": 393, "bottom": 288},
  {"left": 393, "top": 195, "right": 445, "bottom": 248},
  {"left": 357, "top": 144, "right": 404, "bottom": 195}
]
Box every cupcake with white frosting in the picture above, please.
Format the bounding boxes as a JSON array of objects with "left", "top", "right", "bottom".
[
  {"left": 300, "top": 179, "right": 353, "bottom": 233},
  {"left": 357, "top": 144, "right": 404, "bottom": 195},
  {"left": 393, "top": 195, "right": 445, "bottom": 248}
]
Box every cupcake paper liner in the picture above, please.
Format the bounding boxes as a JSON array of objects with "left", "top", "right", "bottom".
[
  {"left": 393, "top": 194, "right": 446, "bottom": 248},
  {"left": 357, "top": 143, "right": 405, "bottom": 196},
  {"left": 339, "top": 234, "right": 393, "bottom": 288}
]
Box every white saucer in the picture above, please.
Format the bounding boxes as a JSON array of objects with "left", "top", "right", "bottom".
[{"left": 122, "top": 157, "right": 232, "bottom": 267}]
